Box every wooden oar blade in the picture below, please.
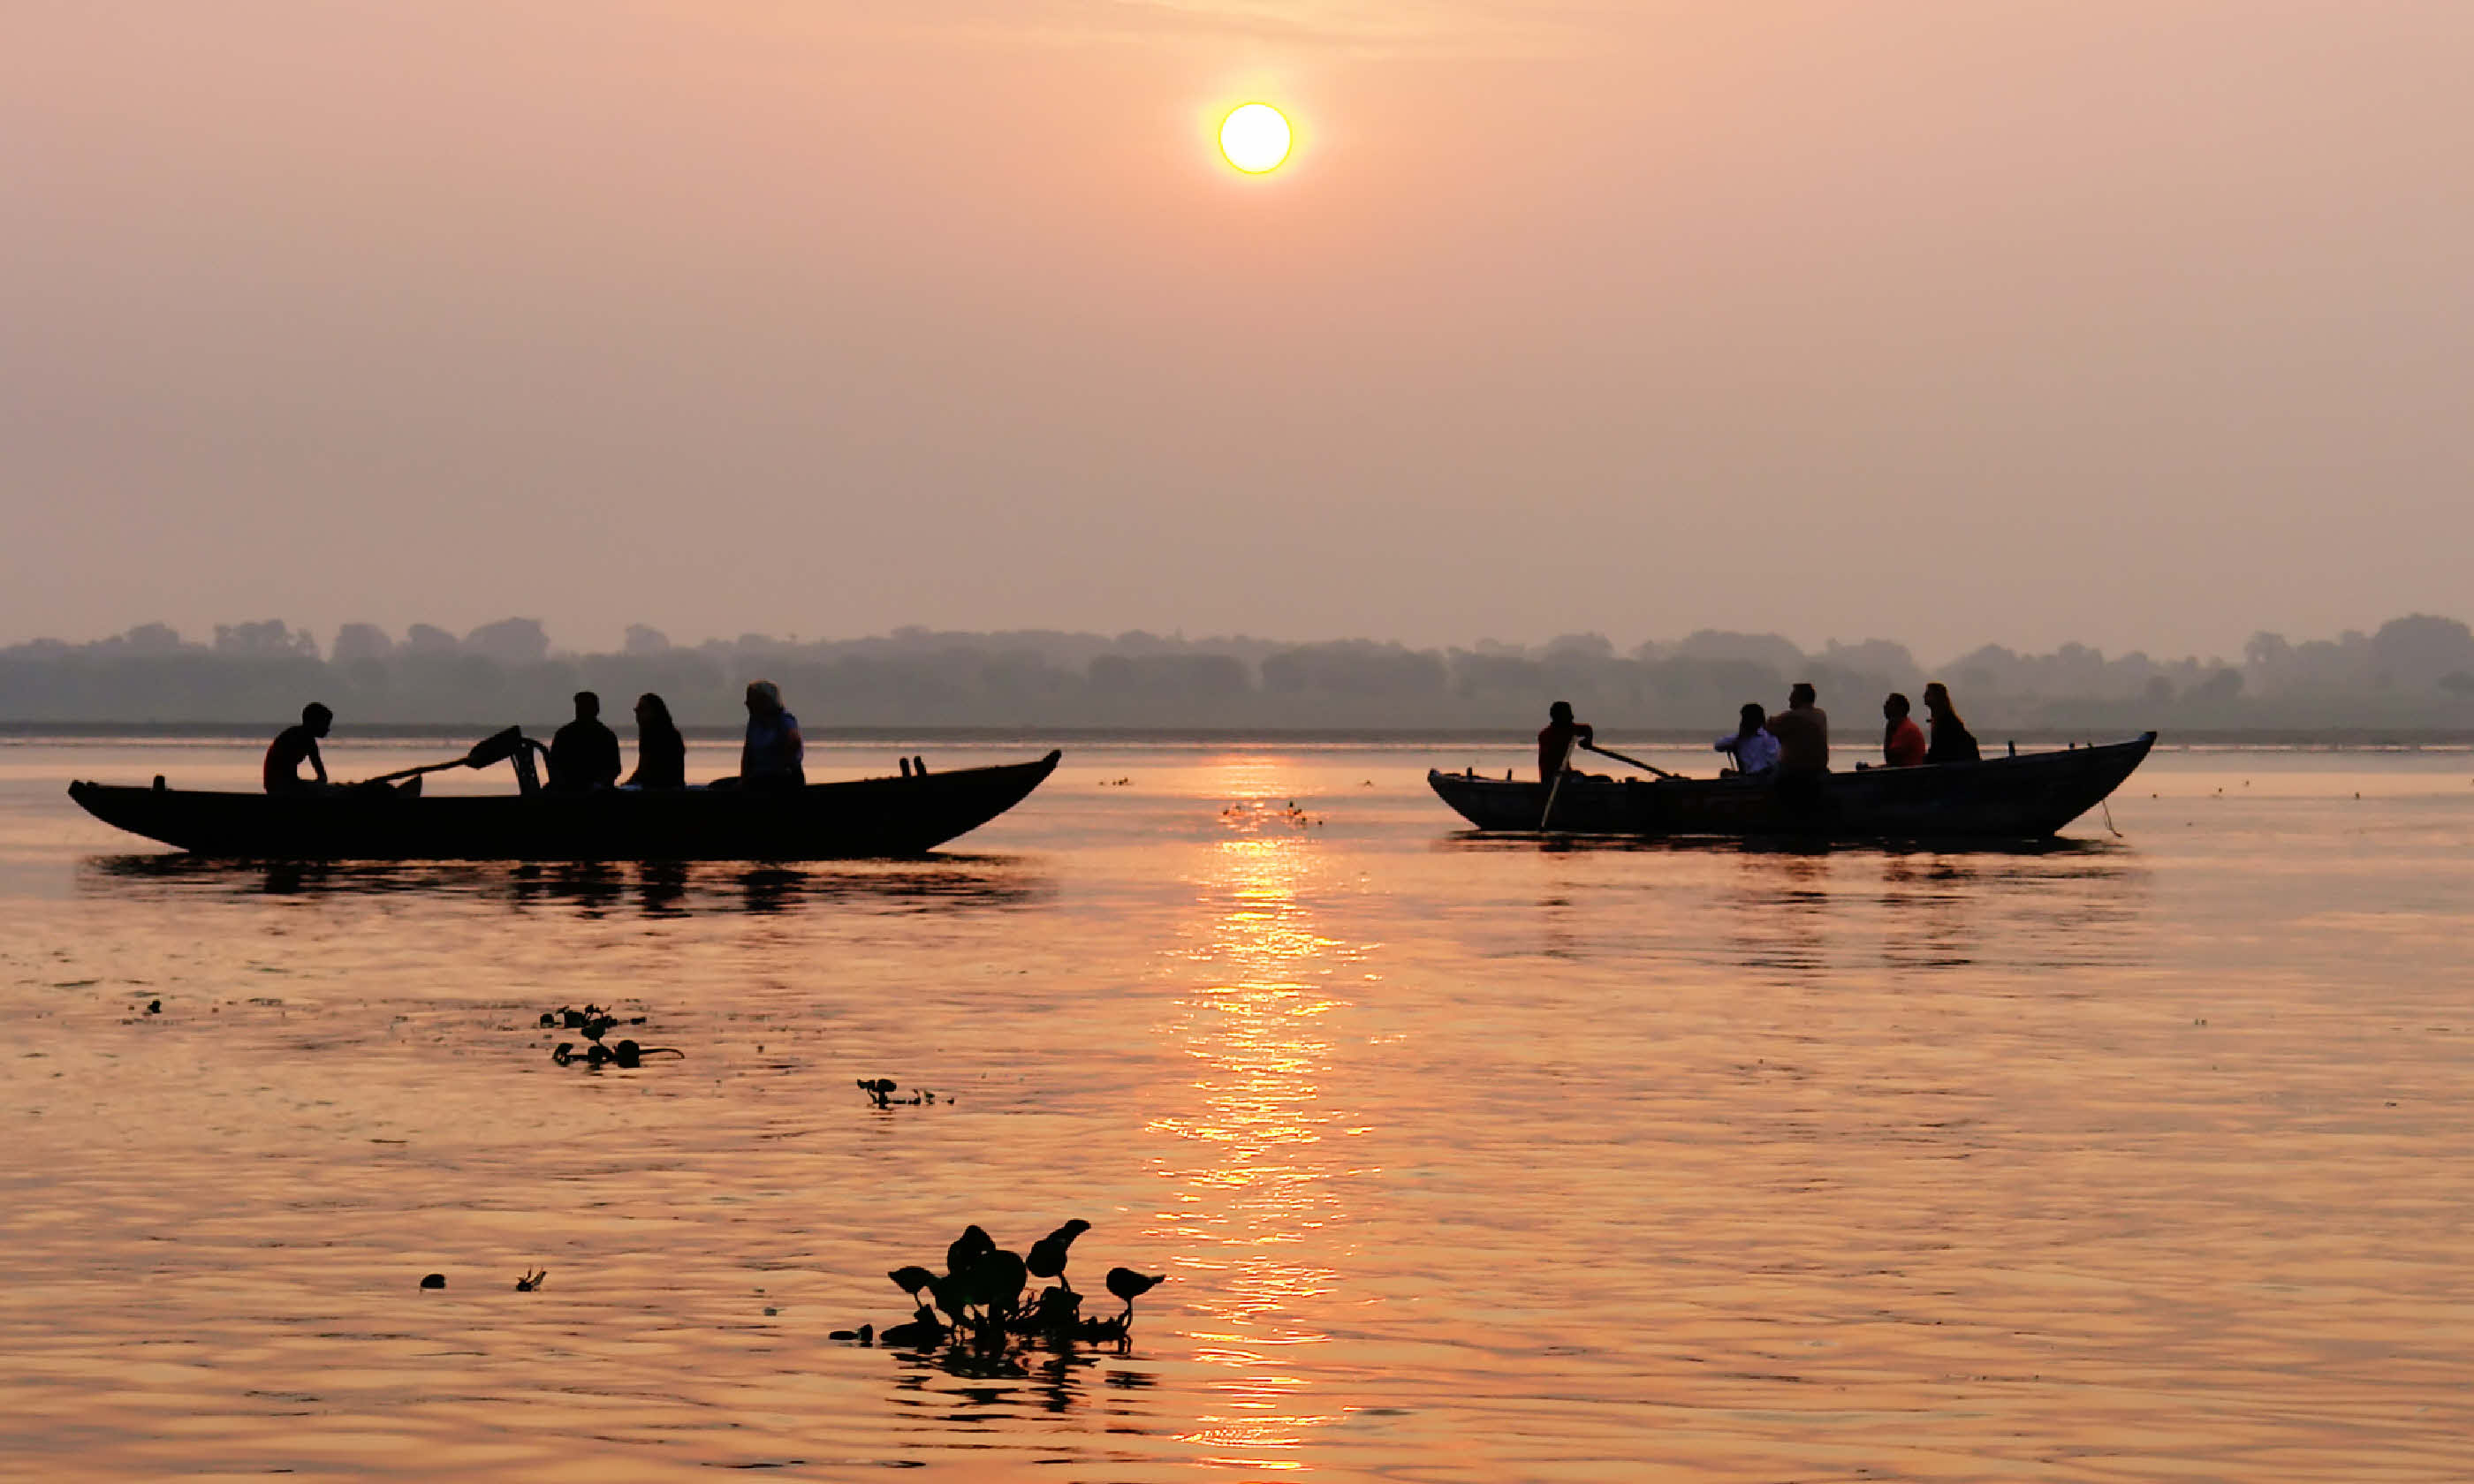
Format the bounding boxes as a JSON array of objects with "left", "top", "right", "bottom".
[{"left": 462, "top": 726, "right": 527, "bottom": 769}]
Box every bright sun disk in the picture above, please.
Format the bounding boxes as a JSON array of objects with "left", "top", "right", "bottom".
[{"left": 1219, "top": 103, "right": 1292, "bottom": 173}]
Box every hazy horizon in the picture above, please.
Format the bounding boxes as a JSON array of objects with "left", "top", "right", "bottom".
[{"left": 8, "top": 3, "right": 2471, "bottom": 660}]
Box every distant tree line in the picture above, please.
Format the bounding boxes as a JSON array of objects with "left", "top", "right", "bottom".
[{"left": 4, "top": 614, "right": 2472, "bottom": 733}]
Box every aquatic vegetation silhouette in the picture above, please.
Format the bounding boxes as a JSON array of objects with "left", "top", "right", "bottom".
[
  {"left": 539, "top": 1003, "right": 680, "bottom": 1070},
  {"left": 855, "top": 1077, "right": 940, "bottom": 1107},
  {"left": 538, "top": 1003, "right": 644, "bottom": 1038},
  {"left": 839, "top": 1223, "right": 1161, "bottom": 1356}
]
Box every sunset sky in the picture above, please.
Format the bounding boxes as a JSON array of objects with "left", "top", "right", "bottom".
[{"left": 4, "top": 2, "right": 2469, "bottom": 660}]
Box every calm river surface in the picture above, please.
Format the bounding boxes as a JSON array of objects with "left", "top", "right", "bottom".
[{"left": 2, "top": 738, "right": 2469, "bottom": 1481}]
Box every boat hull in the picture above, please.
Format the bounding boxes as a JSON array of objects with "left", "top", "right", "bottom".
[
  {"left": 68, "top": 752, "right": 1062, "bottom": 860},
  {"left": 1428, "top": 734, "right": 2154, "bottom": 841}
]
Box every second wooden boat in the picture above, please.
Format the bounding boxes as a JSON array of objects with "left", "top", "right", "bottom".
[{"left": 1429, "top": 733, "right": 2154, "bottom": 841}]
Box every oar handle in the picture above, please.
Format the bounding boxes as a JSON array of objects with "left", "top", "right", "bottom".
[
  {"left": 1582, "top": 742, "right": 1686, "bottom": 781},
  {"left": 359, "top": 759, "right": 463, "bottom": 786}
]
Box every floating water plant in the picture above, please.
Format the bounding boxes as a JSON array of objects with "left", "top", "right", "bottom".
[
  {"left": 840, "top": 1222, "right": 1165, "bottom": 1354},
  {"left": 540, "top": 1003, "right": 679, "bottom": 1069},
  {"left": 538, "top": 1003, "right": 646, "bottom": 1039},
  {"left": 551, "top": 1038, "right": 682, "bottom": 1069},
  {"left": 856, "top": 1078, "right": 939, "bottom": 1108}
]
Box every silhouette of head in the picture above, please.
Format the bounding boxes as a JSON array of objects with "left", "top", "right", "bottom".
[
  {"left": 573, "top": 691, "right": 600, "bottom": 720},
  {"left": 634, "top": 693, "right": 673, "bottom": 730},
  {"left": 1739, "top": 702, "right": 1766, "bottom": 732},
  {"left": 1788, "top": 682, "right": 1818, "bottom": 708},
  {"left": 746, "top": 679, "right": 783, "bottom": 716},
  {"left": 302, "top": 702, "right": 333, "bottom": 736},
  {"left": 1884, "top": 692, "right": 1911, "bottom": 719},
  {"left": 1922, "top": 681, "right": 1958, "bottom": 722},
  {"left": 1548, "top": 700, "right": 1575, "bottom": 723}
]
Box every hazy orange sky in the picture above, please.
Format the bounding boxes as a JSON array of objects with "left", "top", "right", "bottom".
[{"left": 4, "top": 2, "right": 2469, "bottom": 660}]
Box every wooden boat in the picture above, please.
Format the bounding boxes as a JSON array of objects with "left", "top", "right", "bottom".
[
  {"left": 1428, "top": 733, "right": 2155, "bottom": 841},
  {"left": 67, "top": 751, "right": 1062, "bottom": 860}
]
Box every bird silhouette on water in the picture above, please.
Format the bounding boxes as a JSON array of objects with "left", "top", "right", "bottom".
[
  {"left": 1104, "top": 1267, "right": 1165, "bottom": 1329},
  {"left": 947, "top": 1224, "right": 996, "bottom": 1277},
  {"left": 1027, "top": 1220, "right": 1090, "bottom": 1293}
]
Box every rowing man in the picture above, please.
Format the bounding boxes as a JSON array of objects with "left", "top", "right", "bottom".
[
  {"left": 264, "top": 702, "right": 335, "bottom": 795},
  {"left": 1537, "top": 700, "right": 1593, "bottom": 782}
]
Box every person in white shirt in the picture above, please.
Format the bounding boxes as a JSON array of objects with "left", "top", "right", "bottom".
[{"left": 1715, "top": 702, "right": 1782, "bottom": 776}]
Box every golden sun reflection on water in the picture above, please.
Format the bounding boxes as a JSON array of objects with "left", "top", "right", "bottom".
[{"left": 1150, "top": 760, "right": 1367, "bottom": 1467}]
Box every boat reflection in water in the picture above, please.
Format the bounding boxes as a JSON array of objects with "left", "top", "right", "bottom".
[
  {"left": 79, "top": 852, "right": 1050, "bottom": 918},
  {"left": 1152, "top": 756, "right": 1363, "bottom": 1470},
  {"left": 1476, "top": 830, "right": 2151, "bottom": 983}
]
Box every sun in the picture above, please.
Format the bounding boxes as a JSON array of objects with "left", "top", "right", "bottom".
[{"left": 1218, "top": 102, "right": 1293, "bottom": 174}]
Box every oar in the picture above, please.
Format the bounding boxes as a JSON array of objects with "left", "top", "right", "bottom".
[
  {"left": 1539, "top": 737, "right": 1576, "bottom": 830},
  {"left": 1581, "top": 741, "right": 1688, "bottom": 781},
  {"left": 359, "top": 726, "right": 530, "bottom": 785}
]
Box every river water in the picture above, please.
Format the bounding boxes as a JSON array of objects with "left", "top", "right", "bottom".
[{"left": 1, "top": 738, "right": 2468, "bottom": 1481}]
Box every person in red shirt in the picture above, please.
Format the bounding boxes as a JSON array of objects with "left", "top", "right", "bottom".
[
  {"left": 1537, "top": 700, "right": 1594, "bottom": 782},
  {"left": 1881, "top": 693, "right": 1927, "bottom": 768}
]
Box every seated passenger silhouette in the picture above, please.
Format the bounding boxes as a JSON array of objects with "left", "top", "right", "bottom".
[
  {"left": 1880, "top": 692, "right": 1926, "bottom": 768},
  {"left": 548, "top": 692, "right": 622, "bottom": 791},
  {"left": 264, "top": 702, "right": 336, "bottom": 795},
  {"left": 1714, "top": 702, "right": 1780, "bottom": 776},
  {"left": 732, "top": 679, "right": 806, "bottom": 791},
  {"left": 1922, "top": 682, "right": 1982, "bottom": 764},
  {"left": 627, "top": 693, "right": 687, "bottom": 790}
]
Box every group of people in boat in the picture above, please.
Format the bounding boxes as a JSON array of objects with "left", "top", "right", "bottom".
[
  {"left": 263, "top": 681, "right": 808, "bottom": 795},
  {"left": 1537, "top": 681, "right": 1980, "bottom": 783},
  {"left": 266, "top": 674, "right": 1979, "bottom": 797}
]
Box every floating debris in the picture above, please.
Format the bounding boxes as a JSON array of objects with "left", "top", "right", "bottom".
[
  {"left": 1218, "top": 799, "right": 1323, "bottom": 831},
  {"left": 145, "top": 999, "right": 163, "bottom": 1015},
  {"left": 419, "top": 1273, "right": 446, "bottom": 1291},
  {"left": 514, "top": 1268, "right": 548, "bottom": 1291}
]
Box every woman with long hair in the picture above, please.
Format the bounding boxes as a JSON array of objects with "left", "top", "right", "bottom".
[
  {"left": 1920, "top": 681, "right": 1981, "bottom": 765},
  {"left": 626, "top": 693, "right": 687, "bottom": 789}
]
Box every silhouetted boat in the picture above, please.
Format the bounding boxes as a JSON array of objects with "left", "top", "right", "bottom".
[
  {"left": 67, "top": 752, "right": 1062, "bottom": 860},
  {"left": 1429, "top": 733, "right": 2155, "bottom": 841}
]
